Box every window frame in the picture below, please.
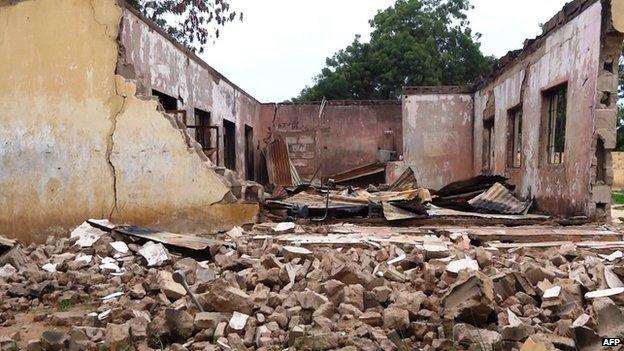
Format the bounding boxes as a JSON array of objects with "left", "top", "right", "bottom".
[
  {"left": 541, "top": 83, "right": 568, "bottom": 165},
  {"left": 507, "top": 106, "right": 523, "bottom": 169}
]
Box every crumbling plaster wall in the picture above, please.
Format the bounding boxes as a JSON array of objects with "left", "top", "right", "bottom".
[
  {"left": 119, "top": 9, "right": 262, "bottom": 180},
  {"left": 402, "top": 92, "right": 474, "bottom": 190},
  {"left": 0, "top": 0, "right": 239, "bottom": 242},
  {"left": 258, "top": 102, "right": 403, "bottom": 179},
  {"left": 473, "top": 0, "right": 618, "bottom": 217}
]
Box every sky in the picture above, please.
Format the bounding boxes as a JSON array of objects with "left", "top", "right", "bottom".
[{"left": 201, "top": 0, "right": 571, "bottom": 103}]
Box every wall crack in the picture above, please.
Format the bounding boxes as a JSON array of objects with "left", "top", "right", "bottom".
[{"left": 107, "top": 78, "right": 127, "bottom": 219}]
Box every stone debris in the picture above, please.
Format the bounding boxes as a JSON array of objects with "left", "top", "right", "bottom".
[
  {"left": 1, "top": 222, "right": 624, "bottom": 350},
  {"left": 70, "top": 221, "right": 106, "bottom": 248},
  {"left": 138, "top": 241, "right": 170, "bottom": 267}
]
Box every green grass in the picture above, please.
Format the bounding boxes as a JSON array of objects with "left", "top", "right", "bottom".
[
  {"left": 613, "top": 189, "right": 624, "bottom": 205},
  {"left": 57, "top": 300, "right": 73, "bottom": 312}
]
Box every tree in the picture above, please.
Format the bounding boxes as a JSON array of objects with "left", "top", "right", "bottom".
[
  {"left": 125, "top": 0, "right": 242, "bottom": 53},
  {"left": 295, "top": 0, "right": 495, "bottom": 101}
]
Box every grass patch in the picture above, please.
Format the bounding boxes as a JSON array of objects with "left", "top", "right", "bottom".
[
  {"left": 57, "top": 300, "right": 72, "bottom": 312},
  {"left": 613, "top": 189, "right": 624, "bottom": 205}
]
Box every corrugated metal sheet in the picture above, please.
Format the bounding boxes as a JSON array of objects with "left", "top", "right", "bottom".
[
  {"left": 265, "top": 137, "right": 302, "bottom": 187},
  {"left": 468, "top": 182, "right": 531, "bottom": 215},
  {"left": 330, "top": 162, "right": 386, "bottom": 184},
  {"left": 388, "top": 167, "right": 418, "bottom": 191}
]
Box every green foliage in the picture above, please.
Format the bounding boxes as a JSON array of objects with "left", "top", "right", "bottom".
[
  {"left": 58, "top": 300, "right": 72, "bottom": 312},
  {"left": 612, "top": 189, "right": 624, "bottom": 204},
  {"left": 126, "top": 0, "right": 242, "bottom": 53},
  {"left": 296, "top": 0, "right": 495, "bottom": 101}
]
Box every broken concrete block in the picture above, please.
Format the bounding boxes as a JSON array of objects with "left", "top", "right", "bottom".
[
  {"left": 442, "top": 272, "right": 495, "bottom": 326},
  {"left": 165, "top": 309, "right": 194, "bottom": 339},
  {"left": 40, "top": 331, "right": 69, "bottom": 351},
  {"left": 454, "top": 323, "right": 502, "bottom": 350},
  {"left": 343, "top": 284, "right": 365, "bottom": 311},
  {"left": 159, "top": 271, "right": 187, "bottom": 300},
  {"left": 228, "top": 312, "right": 250, "bottom": 332},
  {"left": 383, "top": 307, "right": 409, "bottom": 331},
  {"left": 195, "top": 312, "right": 227, "bottom": 331},
  {"left": 446, "top": 258, "right": 479, "bottom": 274},
  {"left": 297, "top": 289, "right": 327, "bottom": 310},
  {"left": 592, "top": 297, "right": 624, "bottom": 336},
  {"left": 104, "top": 323, "right": 130, "bottom": 348},
  {"left": 200, "top": 282, "right": 254, "bottom": 315},
  {"left": 359, "top": 311, "right": 383, "bottom": 327},
  {"left": 138, "top": 241, "right": 170, "bottom": 267}
]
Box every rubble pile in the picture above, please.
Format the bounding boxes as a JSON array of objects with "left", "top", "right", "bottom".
[{"left": 0, "top": 222, "right": 623, "bottom": 350}]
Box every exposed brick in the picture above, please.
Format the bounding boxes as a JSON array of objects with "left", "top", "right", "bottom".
[
  {"left": 596, "top": 129, "right": 616, "bottom": 149},
  {"left": 596, "top": 73, "right": 617, "bottom": 92},
  {"left": 594, "top": 109, "right": 616, "bottom": 131},
  {"left": 592, "top": 185, "right": 611, "bottom": 203}
]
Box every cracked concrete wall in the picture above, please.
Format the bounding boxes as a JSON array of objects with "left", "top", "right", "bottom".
[
  {"left": 402, "top": 93, "right": 474, "bottom": 190},
  {"left": 119, "top": 9, "right": 262, "bottom": 180},
  {"left": 0, "top": 0, "right": 236, "bottom": 242}
]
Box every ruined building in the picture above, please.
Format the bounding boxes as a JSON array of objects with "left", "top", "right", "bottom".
[{"left": 0, "top": 0, "right": 623, "bottom": 242}]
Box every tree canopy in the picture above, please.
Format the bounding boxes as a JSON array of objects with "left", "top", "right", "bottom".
[
  {"left": 126, "top": 0, "right": 242, "bottom": 53},
  {"left": 295, "top": 0, "right": 495, "bottom": 101}
]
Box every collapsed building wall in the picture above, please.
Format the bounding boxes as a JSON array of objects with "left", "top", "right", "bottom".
[
  {"left": 258, "top": 101, "right": 402, "bottom": 179},
  {"left": 402, "top": 87, "right": 475, "bottom": 190},
  {"left": 119, "top": 7, "right": 262, "bottom": 181},
  {"left": 400, "top": 0, "right": 624, "bottom": 219},
  {"left": 472, "top": 0, "right": 624, "bottom": 218},
  {"left": 0, "top": 0, "right": 257, "bottom": 242}
]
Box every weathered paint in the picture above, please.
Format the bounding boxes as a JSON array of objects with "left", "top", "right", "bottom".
[
  {"left": 119, "top": 9, "right": 262, "bottom": 179},
  {"left": 614, "top": 0, "right": 624, "bottom": 32},
  {"left": 473, "top": 1, "right": 605, "bottom": 216},
  {"left": 0, "top": 0, "right": 240, "bottom": 242},
  {"left": 402, "top": 94, "right": 474, "bottom": 190},
  {"left": 611, "top": 152, "right": 624, "bottom": 188},
  {"left": 258, "top": 102, "right": 403, "bottom": 178}
]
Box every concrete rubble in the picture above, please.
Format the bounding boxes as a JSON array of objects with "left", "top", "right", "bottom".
[{"left": 1, "top": 221, "right": 624, "bottom": 350}]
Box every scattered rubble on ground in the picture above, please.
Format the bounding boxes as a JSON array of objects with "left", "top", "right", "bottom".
[{"left": 1, "top": 219, "right": 624, "bottom": 350}]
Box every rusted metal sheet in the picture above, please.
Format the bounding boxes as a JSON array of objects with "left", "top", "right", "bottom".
[
  {"left": 388, "top": 167, "right": 418, "bottom": 191},
  {"left": 468, "top": 182, "right": 530, "bottom": 215},
  {"left": 265, "top": 137, "right": 301, "bottom": 186},
  {"left": 329, "top": 162, "right": 386, "bottom": 184},
  {"left": 114, "top": 225, "right": 228, "bottom": 251}
]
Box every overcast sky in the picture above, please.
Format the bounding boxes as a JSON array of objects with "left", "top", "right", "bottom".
[{"left": 201, "top": 0, "right": 570, "bottom": 103}]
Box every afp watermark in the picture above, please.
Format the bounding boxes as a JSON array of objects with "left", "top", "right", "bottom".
[{"left": 603, "top": 338, "right": 622, "bottom": 347}]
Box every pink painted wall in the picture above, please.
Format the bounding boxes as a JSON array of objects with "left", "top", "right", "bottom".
[
  {"left": 402, "top": 93, "right": 474, "bottom": 190},
  {"left": 259, "top": 102, "right": 403, "bottom": 179},
  {"left": 473, "top": 1, "right": 603, "bottom": 216}
]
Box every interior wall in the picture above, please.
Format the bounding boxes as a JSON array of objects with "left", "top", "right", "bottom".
[
  {"left": 402, "top": 93, "right": 474, "bottom": 190},
  {"left": 0, "top": 0, "right": 248, "bottom": 242},
  {"left": 119, "top": 9, "right": 262, "bottom": 180},
  {"left": 258, "top": 102, "right": 403, "bottom": 179}
]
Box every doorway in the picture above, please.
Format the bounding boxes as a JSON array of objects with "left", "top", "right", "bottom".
[
  {"left": 223, "top": 119, "right": 236, "bottom": 170},
  {"left": 245, "top": 125, "right": 254, "bottom": 180}
]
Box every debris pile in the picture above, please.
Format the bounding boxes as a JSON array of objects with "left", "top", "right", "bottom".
[
  {"left": 267, "top": 172, "right": 546, "bottom": 223},
  {"left": 1, "top": 221, "right": 624, "bottom": 350}
]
